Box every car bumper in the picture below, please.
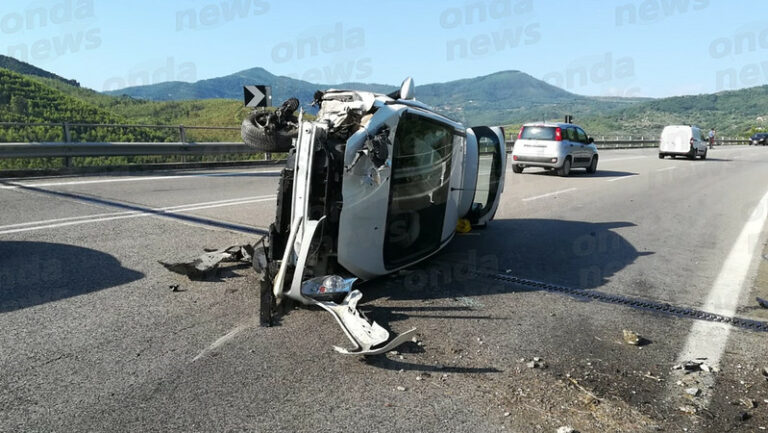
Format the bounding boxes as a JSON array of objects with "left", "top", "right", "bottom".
[{"left": 512, "top": 154, "right": 561, "bottom": 168}]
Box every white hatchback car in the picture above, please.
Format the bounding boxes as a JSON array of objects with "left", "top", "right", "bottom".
[{"left": 511, "top": 122, "right": 598, "bottom": 176}]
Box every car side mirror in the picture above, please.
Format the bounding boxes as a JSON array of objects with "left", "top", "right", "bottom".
[{"left": 588, "top": 137, "right": 594, "bottom": 144}]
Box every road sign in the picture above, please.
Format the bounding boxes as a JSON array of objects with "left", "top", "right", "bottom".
[{"left": 244, "top": 85, "right": 272, "bottom": 108}]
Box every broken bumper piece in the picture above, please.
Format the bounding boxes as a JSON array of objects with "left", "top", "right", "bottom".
[{"left": 312, "top": 289, "right": 417, "bottom": 355}]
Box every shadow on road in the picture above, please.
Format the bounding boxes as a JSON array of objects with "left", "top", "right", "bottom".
[
  {"left": 0, "top": 241, "right": 144, "bottom": 312},
  {"left": 524, "top": 169, "right": 637, "bottom": 178},
  {"left": 362, "top": 218, "right": 653, "bottom": 308}
]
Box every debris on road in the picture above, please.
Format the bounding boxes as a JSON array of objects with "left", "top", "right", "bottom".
[
  {"left": 685, "top": 387, "right": 701, "bottom": 397},
  {"left": 396, "top": 386, "right": 406, "bottom": 392},
  {"left": 169, "top": 284, "right": 181, "bottom": 292},
  {"left": 757, "top": 297, "right": 768, "bottom": 309},
  {"left": 740, "top": 398, "right": 757, "bottom": 409},
  {"left": 160, "top": 244, "right": 255, "bottom": 280},
  {"left": 556, "top": 427, "right": 576, "bottom": 433},
  {"left": 672, "top": 359, "right": 717, "bottom": 374},
  {"left": 526, "top": 357, "right": 547, "bottom": 369},
  {"left": 679, "top": 405, "right": 698, "bottom": 415},
  {"left": 622, "top": 329, "right": 644, "bottom": 346},
  {"left": 642, "top": 372, "right": 664, "bottom": 382}
]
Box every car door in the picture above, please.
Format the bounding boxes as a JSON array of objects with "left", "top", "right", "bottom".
[
  {"left": 563, "top": 127, "right": 581, "bottom": 166},
  {"left": 575, "top": 127, "right": 592, "bottom": 165},
  {"left": 466, "top": 126, "right": 506, "bottom": 226}
]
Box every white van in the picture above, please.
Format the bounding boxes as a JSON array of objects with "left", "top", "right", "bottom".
[{"left": 658, "top": 125, "right": 708, "bottom": 159}]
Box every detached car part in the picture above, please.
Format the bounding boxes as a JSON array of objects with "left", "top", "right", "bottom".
[{"left": 243, "top": 78, "right": 507, "bottom": 354}]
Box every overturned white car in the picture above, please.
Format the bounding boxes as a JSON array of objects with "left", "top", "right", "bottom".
[{"left": 242, "top": 79, "right": 506, "bottom": 354}]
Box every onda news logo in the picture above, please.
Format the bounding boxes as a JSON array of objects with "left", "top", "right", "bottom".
[{"left": 1, "top": 0, "right": 101, "bottom": 62}]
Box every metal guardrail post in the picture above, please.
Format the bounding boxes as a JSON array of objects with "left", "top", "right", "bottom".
[
  {"left": 179, "top": 125, "right": 187, "bottom": 163},
  {"left": 62, "top": 122, "right": 71, "bottom": 167}
]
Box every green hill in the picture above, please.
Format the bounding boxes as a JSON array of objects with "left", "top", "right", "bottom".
[
  {"left": 104, "top": 68, "right": 647, "bottom": 127},
  {"left": 0, "top": 54, "right": 80, "bottom": 87},
  {"left": 578, "top": 86, "right": 768, "bottom": 138},
  {"left": 2, "top": 56, "right": 764, "bottom": 147}
]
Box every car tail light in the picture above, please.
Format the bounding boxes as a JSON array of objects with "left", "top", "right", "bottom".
[
  {"left": 517, "top": 127, "right": 523, "bottom": 140},
  {"left": 554, "top": 127, "right": 562, "bottom": 141},
  {"left": 513, "top": 155, "right": 519, "bottom": 161}
]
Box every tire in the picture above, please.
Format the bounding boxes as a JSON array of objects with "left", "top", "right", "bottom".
[
  {"left": 658, "top": 153, "right": 665, "bottom": 159},
  {"left": 512, "top": 164, "right": 524, "bottom": 174},
  {"left": 701, "top": 149, "right": 707, "bottom": 160},
  {"left": 586, "top": 155, "right": 598, "bottom": 174},
  {"left": 557, "top": 158, "right": 571, "bottom": 177},
  {"left": 241, "top": 109, "right": 298, "bottom": 152}
]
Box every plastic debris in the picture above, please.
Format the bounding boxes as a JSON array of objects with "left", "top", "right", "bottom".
[
  {"left": 160, "top": 244, "right": 255, "bottom": 279},
  {"left": 685, "top": 387, "right": 701, "bottom": 397},
  {"left": 556, "top": 427, "right": 576, "bottom": 433}
]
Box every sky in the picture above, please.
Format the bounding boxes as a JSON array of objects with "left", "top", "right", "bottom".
[{"left": 0, "top": 0, "right": 765, "bottom": 98}]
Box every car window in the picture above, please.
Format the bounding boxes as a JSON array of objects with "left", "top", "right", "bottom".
[
  {"left": 565, "top": 127, "right": 577, "bottom": 142},
  {"left": 520, "top": 126, "right": 555, "bottom": 140},
  {"left": 576, "top": 128, "right": 588, "bottom": 143}
]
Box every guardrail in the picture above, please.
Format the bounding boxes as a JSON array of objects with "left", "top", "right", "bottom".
[
  {"left": 505, "top": 138, "right": 749, "bottom": 152},
  {"left": 0, "top": 121, "right": 271, "bottom": 167},
  {"left": 0, "top": 142, "right": 252, "bottom": 158},
  {"left": 0, "top": 122, "right": 752, "bottom": 165}
]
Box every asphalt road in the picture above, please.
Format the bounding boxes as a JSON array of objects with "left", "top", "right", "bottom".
[{"left": 2, "top": 146, "right": 768, "bottom": 432}]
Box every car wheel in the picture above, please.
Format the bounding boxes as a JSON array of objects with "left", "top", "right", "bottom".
[
  {"left": 701, "top": 149, "right": 707, "bottom": 160},
  {"left": 557, "top": 158, "right": 571, "bottom": 177},
  {"left": 586, "top": 155, "right": 598, "bottom": 174},
  {"left": 512, "top": 164, "right": 524, "bottom": 174},
  {"left": 658, "top": 153, "right": 665, "bottom": 159},
  {"left": 241, "top": 106, "right": 299, "bottom": 152}
]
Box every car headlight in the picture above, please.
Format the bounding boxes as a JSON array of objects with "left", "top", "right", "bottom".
[{"left": 301, "top": 275, "right": 357, "bottom": 301}]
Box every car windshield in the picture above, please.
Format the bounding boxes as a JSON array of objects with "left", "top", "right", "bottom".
[{"left": 520, "top": 126, "right": 556, "bottom": 140}]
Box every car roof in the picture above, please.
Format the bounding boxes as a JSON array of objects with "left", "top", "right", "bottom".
[{"left": 522, "top": 122, "right": 583, "bottom": 128}]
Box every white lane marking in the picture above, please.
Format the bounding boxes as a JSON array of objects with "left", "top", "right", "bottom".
[
  {"left": 0, "top": 196, "right": 272, "bottom": 230},
  {"left": 0, "top": 197, "right": 274, "bottom": 235},
  {"left": 672, "top": 188, "right": 768, "bottom": 405},
  {"left": 0, "top": 170, "right": 280, "bottom": 190},
  {"left": 607, "top": 174, "right": 638, "bottom": 182},
  {"left": 522, "top": 188, "right": 577, "bottom": 202},
  {"left": 656, "top": 167, "right": 677, "bottom": 172},
  {"left": 599, "top": 155, "right": 649, "bottom": 163}
]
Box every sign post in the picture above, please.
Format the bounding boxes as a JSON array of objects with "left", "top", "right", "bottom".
[{"left": 244, "top": 85, "right": 272, "bottom": 108}]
